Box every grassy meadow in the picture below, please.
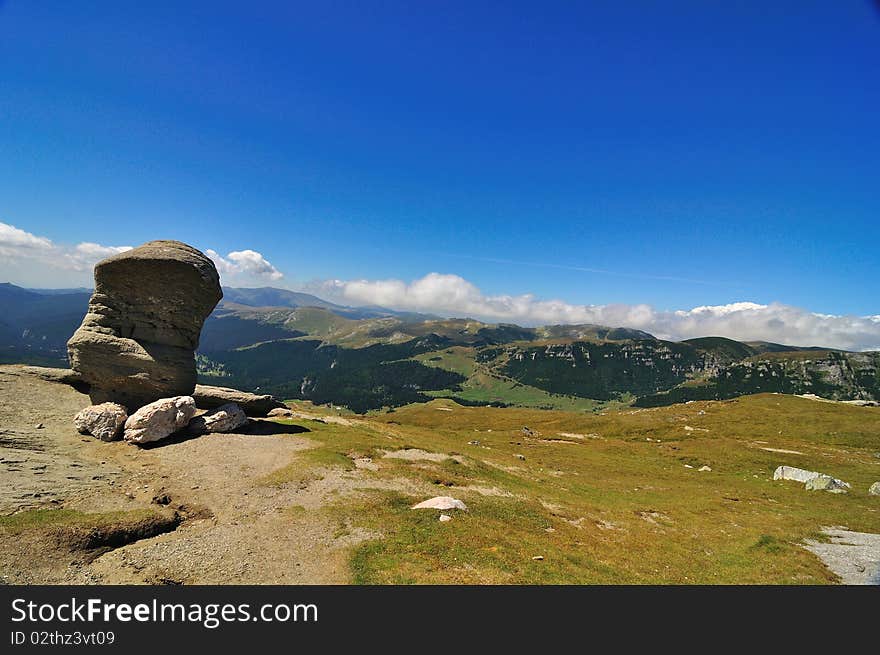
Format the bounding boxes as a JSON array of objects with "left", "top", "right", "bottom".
[{"left": 271, "top": 394, "right": 880, "bottom": 583}]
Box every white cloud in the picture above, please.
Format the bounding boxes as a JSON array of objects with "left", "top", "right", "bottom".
[
  {"left": 319, "top": 272, "right": 880, "bottom": 352},
  {"left": 61, "top": 242, "right": 133, "bottom": 271},
  {"left": 206, "top": 248, "right": 283, "bottom": 283},
  {"left": 0, "top": 220, "right": 282, "bottom": 288},
  {"left": 676, "top": 302, "right": 767, "bottom": 316},
  {"left": 0, "top": 221, "right": 132, "bottom": 285},
  {"left": 0, "top": 222, "right": 53, "bottom": 252}
]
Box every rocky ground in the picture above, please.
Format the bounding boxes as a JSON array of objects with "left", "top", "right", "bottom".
[
  {"left": 803, "top": 528, "right": 880, "bottom": 584},
  {"left": 0, "top": 365, "right": 425, "bottom": 584}
]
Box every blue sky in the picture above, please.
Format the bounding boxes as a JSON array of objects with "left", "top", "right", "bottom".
[{"left": 1, "top": 2, "right": 879, "bottom": 347}]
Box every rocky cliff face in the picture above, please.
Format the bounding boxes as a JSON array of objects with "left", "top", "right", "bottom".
[
  {"left": 67, "top": 240, "right": 222, "bottom": 410},
  {"left": 496, "top": 340, "right": 709, "bottom": 400},
  {"left": 494, "top": 340, "right": 880, "bottom": 405},
  {"left": 635, "top": 351, "right": 880, "bottom": 406}
]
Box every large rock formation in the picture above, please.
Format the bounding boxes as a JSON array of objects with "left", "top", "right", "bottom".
[{"left": 67, "top": 241, "right": 222, "bottom": 410}]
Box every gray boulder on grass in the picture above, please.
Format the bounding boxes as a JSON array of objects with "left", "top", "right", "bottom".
[
  {"left": 804, "top": 475, "right": 849, "bottom": 494},
  {"left": 773, "top": 465, "right": 821, "bottom": 483}
]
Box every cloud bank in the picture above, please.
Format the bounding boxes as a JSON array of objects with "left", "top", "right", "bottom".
[
  {"left": 0, "top": 221, "right": 282, "bottom": 288},
  {"left": 0, "top": 221, "right": 132, "bottom": 286},
  {"left": 317, "top": 272, "right": 880, "bottom": 352}
]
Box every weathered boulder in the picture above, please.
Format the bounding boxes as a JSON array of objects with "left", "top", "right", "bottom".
[
  {"left": 869, "top": 482, "right": 880, "bottom": 496},
  {"left": 267, "top": 407, "right": 294, "bottom": 418},
  {"left": 187, "top": 403, "right": 248, "bottom": 434},
  {"left": 193, "top": 384, "right": 285, "bottom": 417},
  {"left": 774, "top": 465, "right": 849, "bottom": 491},
  {"left": 67, "top": 241, "right": 221, "bottom": 410},
  {"left": 73, "top": 402, "right": 128, "bottom": 441},
  {"left": 411, "top": 496, "right": 468, "bottom": 511},
  {"left": 124, "top": 396, "right": 196, "bottom": 445},
  {"left": 773, "top": 466, "right": 821, "bottom": 483},
  {"left": 805, "top": 475, "right": 849, "bottom": 494}
]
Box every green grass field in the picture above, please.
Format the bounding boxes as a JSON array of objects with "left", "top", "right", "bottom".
[{"left": 267, "top": 394, "right": 880, "bottom": 583}]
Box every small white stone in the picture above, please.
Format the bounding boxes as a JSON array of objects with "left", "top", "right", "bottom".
[{"left": 439, "top": 514, "right": 452, "bottom": 522}]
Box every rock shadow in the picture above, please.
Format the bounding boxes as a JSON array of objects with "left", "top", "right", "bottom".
[{"left": 136, "top": 419, "right": 310, "bottom": 449}]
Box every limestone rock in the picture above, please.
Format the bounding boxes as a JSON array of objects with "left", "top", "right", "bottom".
[
  {"left": 805, "top": 475, "right": 849, "bottom": 494},
  {"left": 868, "top": 482, "right": 880, "bottom": 496},
  {"left": 187, "top": 403, "right": 248, "bottom": 434},
  {"left": 67, "top": 241, "right": 221, "bottom": 410},
  {"left": 74, "top": 402, "right": 128, "bottom": 441},
  {"left": 773, "top": 465, "right": 821, "bottom": 483},
  {"left": 124, "top": 396, "right": 196, "bottom": 445},
  {"left": 267, "top": 407, "right": 294, "bottom": 418},
  {"left": 193, "top": 384, "right": 285, "bottom": 417},
  {"left": 411, "top": 496, "right": 468, "bottom": 511},
  {"left": 438, "top": 514, "right": 452, "bottom": 522},
  {"left": 774, "top": 465, "right": 850, "bottom": 491}
]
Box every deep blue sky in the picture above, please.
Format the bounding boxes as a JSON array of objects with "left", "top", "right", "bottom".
[{"left": 1, "top": 1, "right": 878, "bottom": 314}]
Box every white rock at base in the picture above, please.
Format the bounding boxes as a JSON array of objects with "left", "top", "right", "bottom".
[
  {"left": 439, "top": 514, "right": 452, "bottom": 522},
  {"left": 74, "top": 402, "right": 128, "bottom": 441},
  {"left": 411, "top": 496, "right": 468, "bottom": 511},
  {"left": 124, "top": 396, "right": 196, "bottom": 445},
  {"left": 698, "top": 465, "right": 712, "bottom": 472},
  {"left": 187, "top": 402, "right": 248, "bottom": 434}
]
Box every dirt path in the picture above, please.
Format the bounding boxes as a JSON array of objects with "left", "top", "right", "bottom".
[{"left": 0, "top": 365, "right": 417, "bottom": 584}]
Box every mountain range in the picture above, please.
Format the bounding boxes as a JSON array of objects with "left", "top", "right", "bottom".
[{"left": 1, "top": 282, "right": 877, "bottom": 412}]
